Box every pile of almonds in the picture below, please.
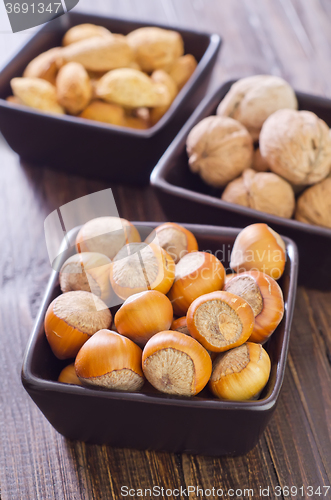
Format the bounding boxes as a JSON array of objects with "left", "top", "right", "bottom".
[
  {"left": 7, "top": 23, "right": 198, "bottom": 129},
  {"left": 186, "top": 75, "right": 331, "bottom": 229},
  {"left": 46, "top": 217, "right": 287, "bottom": 401}
]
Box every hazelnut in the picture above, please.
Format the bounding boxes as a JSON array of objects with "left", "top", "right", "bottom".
[
  {"left": 167, "top": 251, "right": 225, "bottom": 316},
  {"left": 260, "top": 109, "right": 331, "bottom": 185},
  {"left": 186, "top": 116, "right": 253, "bottom": 187},
  {"left": 75, "top": 329, "right": 144, "bottom": 391},
  {"left": 295, "top": 177, "right": 331, "bottom": 228},
  {"left": 114, "top": 290, "right": 173, "bottom": 346},
  {"left": 145, "top": 222, "right": 198, "bottom": 263},
  {"left": 58, "top": 363, "right": 82, "bottom": 386},
  {"left": 209, "top": 342, "right": 271, "bottom": 400},
  {"left": 109, "top": 242, "right": 175, "bottom": 300},
  {"left": 186, "top": 291, "right": 255, "bottom": 352},
  {"left": 76, "top": 217, "right": 141, "bottom": 261},
  {"left": 170, "top": 316, "right": 190, "bottom": 336},
  {"left": 44, "top": 290, "right": 112, "bottom": 359},
  {"left": 127, "top": 27, "right": 184, "bottom": 73},
  {"left": 230, "top": 223, "right": 286, "bottom": 280},
  {"left": 221, "top": 168, "right": 295, "bottom": 219},
  {"left": 217, "top": 75, "right": 297, "bottom": 141},
  {"left": 142, "top": 330, "right": 212, "bottom": 396},
  {"left": 224, "top": 271, "right": 284, "bottom": 343},
  {"left": 59, "top": 252, "right": 112, "bottom": 304}
]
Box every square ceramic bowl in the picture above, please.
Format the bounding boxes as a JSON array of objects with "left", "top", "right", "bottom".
[
  {"left": 0, "top": 12, "right": 221, "bottom": 185},
  {"left": 21, "top": 222, "right": 298, "bottom": 456},
  {"left": 150, "top": 81, "right": 331, "bottom": 289}
]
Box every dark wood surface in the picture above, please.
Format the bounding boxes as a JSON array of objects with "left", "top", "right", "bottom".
[{"left": 0, "top": 1, "right": 331, "bottom": 499}]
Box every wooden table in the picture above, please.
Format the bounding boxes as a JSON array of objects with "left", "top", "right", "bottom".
[{"left": 0, "top": 1, "right": 330, "bottom": 498}]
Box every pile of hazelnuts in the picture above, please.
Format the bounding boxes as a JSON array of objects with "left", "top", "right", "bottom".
[{"left": 45, "top": 218, "right": 286, "bottom": 401}]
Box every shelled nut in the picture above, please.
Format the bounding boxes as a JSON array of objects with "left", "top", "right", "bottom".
[
  {"left": 186, "top": 291, "right": 255, "bottom": 352},
  {"left": 142, "top": 330, "right": 212, "bottom": 396}
]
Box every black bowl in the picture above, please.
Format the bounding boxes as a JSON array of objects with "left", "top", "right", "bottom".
[
  {"left": 150, "top": 81, "right": 331, "bottom": 289},
  {"left": 21, "top": 222, "right": 298, "bottom": 456},
  {"left": 0, "top": 12, "right": 221, "bottom": 185}
]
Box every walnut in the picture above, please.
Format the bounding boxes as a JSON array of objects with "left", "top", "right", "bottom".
[
  {"left": 252, "top": 147, "right": 269, "bottom": 172},
  {"left": 260, "top": 109, "right": 331, "bottom": 185},
  {"left": 127, "top": 27, "right": 184, "bottom": 73},
  {"left": 222, "top": 169, "right": 295, "bottom": 219},
  {"left": 186, "top": 116, "right": 253, "bottom": 187},
  {"left": 295, "top": 177, "right": 331, "bottom": 228},
  {"left": 217, "top": 75, "right": 298, "bottom": 141}
]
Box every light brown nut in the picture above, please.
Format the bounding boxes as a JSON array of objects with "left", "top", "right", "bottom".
[
  {"left": 259, "top": 109, "right": 331, "bottom": 185},
  {"left": 79, "top": 100, "right": 125, "bottom": 126},
  {"left": 168, "top": 54, "right": 198, "bottom": 90},
  {"left": 295, "top": 177, "right": 331, "bottom": 228},
  {"left": 127, "top": 27, "right": 184, "bottom": 73},
  {"left": 222, "top": 168, "right": 295, "bottom": 219},
  {"left": 23, "top": 47, "right": 62, "bottom": 85},
  {"left": 96, "top": 68, "right": 171, "bottom": 108},
  {"left": 59, "top": 35, "right": 133, "bottom": 72},
  {"left": 6, "top": 95, "right": 22, "bottom": 105},
  {"left": 217, "top": 75, "right": 298, "bottom": 141},
  {"left": 10, "top": 77, "right": 64, "bottom": 114},
  {"left": 252, "top": 147, "right": 269, "bottom": 172},
  {"left": 187, "top": 116, "right": 253, "bottom": 187},
  {"left": 56, "top": 62, "right": 92, "bottom": 115},
  {"left": 123, "top": 115, "right": 150, "bottom": 130},
  {"left": 150, "top": 70, "right": 177, "bottom": 124},
  {"left": 62, "top": 23, "right": 112, "bottom": 46}
]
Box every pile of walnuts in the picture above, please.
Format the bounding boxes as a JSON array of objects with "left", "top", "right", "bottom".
[
  {"left": 7, "top": 23, "right": 198, "bottom": 129},
  {"left": 187, "top": 75, "right": 331, "bottom": 229}
]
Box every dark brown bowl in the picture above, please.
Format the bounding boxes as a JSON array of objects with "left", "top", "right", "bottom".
[
  {"left": 21, "top": 222, "right": 298, "bottom": 456},
  {"left": 0, "top": 12, "right": 221, "bottom": 185},
  {"left": 150, "top": 81, "right": 331, "bottom": 289}
]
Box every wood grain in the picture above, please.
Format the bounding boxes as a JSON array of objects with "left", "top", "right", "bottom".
[{"left": 0, "top": 0, "right": 330, "bottom": 499}]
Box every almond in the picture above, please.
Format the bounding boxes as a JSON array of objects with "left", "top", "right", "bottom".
[
  {"left": 10, "top": 77, "right": 64, "bottom": 114},
  {"left": 56, "top": 62, "right": 92, "bottom": 115}
]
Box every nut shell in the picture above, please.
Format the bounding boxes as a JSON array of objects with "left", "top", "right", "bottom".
[
  {"left": 168, "top": 54, "right": 198, "bottom": 90},
  {"left": 217, "top": 75, "right": 298, "bottom": 141},
  {"left": 127, "top": 27, "right": 184, "bottom": 73},
  {"left": 224, "top": 271, "right": 284, "bottom": 343},
  {"left": 96, "top": 68, "right": 171, "bottom": 108},
  {"left": 44, "top": 290, "right": 112, "bottom": 359},
  {"left": 260, "top": 109, "right": 331, "bottom": 185},
  {"left": 167, "top": 251, "right": 225, "bottom": 316},
  {"left": 76, "top": 217, "right": 141, "bottom": 260},
  {"left": 115, "top": 290, "right": 174, "bottom": 346},
  {"left": 230, "top": 223, "right": 286, "bottom": 280},
  {"left": 145, "top": 222, "right": 198, "bottom": 263},
  {"left": 209, "top": 342, "right": 271, "bottom": 400},
  {"left": 222, "top": 168, "right": 295, "bottom": 219},
  {"left": 187, "top": 291, "right": 255, "bottom": 352},
  {"left": 58, "top": 363, "right": 82, "bottom": 385},
  {"left": 295, "top": 177, "right": 331, "bottom": 228},
  {"left": 10, "top": 77, "right": 64, "bottom": 115},
  {"left": 56, "top": 62, "right": 92, "bottom": 114},
  {"left": 75, "top": 329, "right": 144, "bottom": 391},
  {"left": 142, "top": 330, "right": 212, "bottom": 396},
  {"left": 186, "top": 116, "right": 253, "bottom": 187}
]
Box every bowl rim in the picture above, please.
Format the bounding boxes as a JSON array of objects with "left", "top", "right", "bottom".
[
  {"left": 150, "top": 80, "right": 331, "bottom": 238},
  {"left": 21, "top": 222, "right": 298, "bottom": 412},
  {"left": 0, "top": 10, "right": 221, "bottom": 138}
]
